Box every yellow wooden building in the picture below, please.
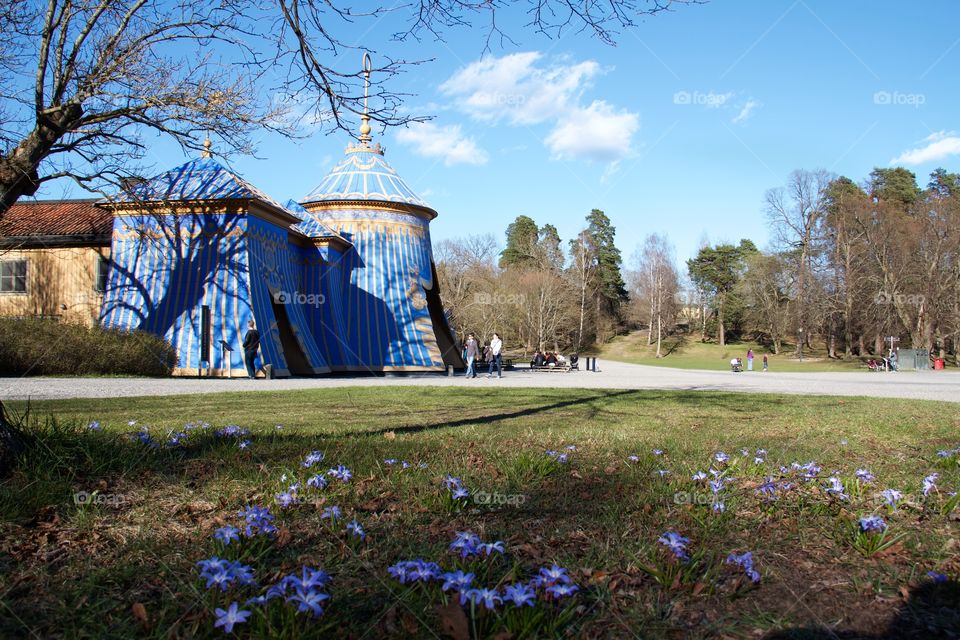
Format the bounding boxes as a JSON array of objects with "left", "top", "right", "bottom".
[{"left": 0, "top": 199, "right": 112, "bottom": 326}]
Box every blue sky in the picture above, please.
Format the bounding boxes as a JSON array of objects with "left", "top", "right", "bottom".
[{"left": 40, "top": 1, "right": 960, "bottom": 265}]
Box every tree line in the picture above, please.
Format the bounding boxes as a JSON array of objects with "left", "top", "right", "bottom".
[{"left": 437, "top": 165, "right": 960, "bottom": 361}]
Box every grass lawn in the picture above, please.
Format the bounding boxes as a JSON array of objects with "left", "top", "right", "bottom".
[
  {"left": 595, "top": 333, "right": 876, "bottom": 373},
  {"left": 1, "top": 387, "right": 958, "bottom": 639}
]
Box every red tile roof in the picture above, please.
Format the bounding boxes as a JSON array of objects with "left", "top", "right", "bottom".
[{"left": 0, "top": 199, "right": 112, "bottom": 242}]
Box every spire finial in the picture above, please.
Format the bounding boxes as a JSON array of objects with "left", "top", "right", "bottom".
[
  {"left": 201, "top": 135, "right": 212, "bottom": 158},
  {"left": 359, "top": 52, "right": 373, "bottom": 145}
]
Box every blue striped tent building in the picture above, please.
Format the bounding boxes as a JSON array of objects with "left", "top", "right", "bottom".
[{"left": 98, "top": 129, "right": 462, "bottom": 376}]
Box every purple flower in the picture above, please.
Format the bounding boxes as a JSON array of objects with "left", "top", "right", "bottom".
[
  {"left": 712, "top": 499, "right": 726, "bottom": 513},
  {"left": 503, "top": 582, "right": 536, "bottom": 607},
  {"left": 440, "top": 570, "right": 475, "bottom": 593},
  {"left": 214, "top": 526, "right": 241, "bottom": 545},
  {"left": 444, "top": 475, "right": 463, "bottom": 490},
  {"left": 739, "top": 448, "right": 750, "bottom": 457},
  {"left": 653, "top": 449, "right": 664, "bottom": 456},
  {"left": 655, "top": 469, "right": 670, "bottom": 477},
  {"left": 556, "top": 453, "right": 569, "bottom": 464},
  {"left": 658, "top": 531, "right": 690, "bottom": 562},
  {"left": 536, "top": 564, "right": 573, "bottom": 586},
  {"left": 346, "top": 519, "right": 366, "bottom": 540},
  {"left": 855, "top": 469, "right": 874, "bottom": 483},
  {"left": 87, "top": 421, "right": 102, "bottom": 431},
  {"left": 216, "top": 425, "right": 249, "bottom": 438},
  {"left": 478, "top": 541, "right": 505, "bottom": 556},
  {"left": 859, "top": 515, "right": 887, "bottom": 533},
  {"left": 927, "top": 571, "right": 948, "bottom": 583},
  {"left": 757, "top": 477, "right": 779, "bottom": 501},
  {"left": 275, "top": 489, "right": 298, "bottom": 509},
  {"left": 452, "top": 486, "right": 470, "bottom": 500},
  {"left": 238, "top": 505, "right": 276, "bottom": 538},
  {"left": 384, "top": 458, "right": 397, "bottom": 466},
  {"left": 389, "top": 560, "right": 439, "bottom": 584},
  {"left": 327, "top": 465, "right": 352, "bottom": 482},
  {"left": 307, "top": 474, "right": 328, "bottom": 489},
  {"left": 726, "top": 551, "right": 761, "bottom": 583},
  {"left": 714, "top": 452, "right": 729, "bottom": 464},
  {"left": 546, "top": 583, "right": 580, "bottom": 598},
  {"left": 753, "top": 456, "right": 765, "bottom": 465},
  {"left": 450, "top": 531, "right": 481, "bottom": 558},
  {"left": 465, "top": 587, "right": 501, "bottom": 610},
  {"left": 881, "top": 489, "right": 903, "bottom": 510},
  {"left": 321, "top": 506, "right": 342, "bottom": 521},
  {"left": 566, "top": 445, "right": 577, "bottom": 451},
  {"left": 287, "top": 589, "right": 330, "bottom": 617},
  {"left": 627, "top": 455, "right": 640, "bottom": 463},
  {"left": 401, "top": 461, "right": 411, "bottom": 469},
  {"left": 922, "top": 473, "right": 939, "bottom": 497},
  {"left": 214, "top": 602, "right": 251, "bottom": 634},
  {"left": 825, "top": 476, "right": 848, "bottom": 501},
  {"left": 238, "top": 439, "right": 251, "bottom": 449},
  {"left": 302, "top": 450, "right": 324, "bottom": 468},
  {"left": 692, "top": 471, "right": 707, "bottom": 482}
]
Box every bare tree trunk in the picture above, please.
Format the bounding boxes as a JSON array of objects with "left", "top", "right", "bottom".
[{"left": 656, "top": 314, "right": 663, "bottom": 358}]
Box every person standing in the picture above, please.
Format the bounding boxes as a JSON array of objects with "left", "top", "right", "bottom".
[
  {"left": 487, "top": 332, "right": 503, "bottom": 378},
  {"left": 747, "top": 348, "right": 754, "bottom": 371},
  {"left": 243, "top": 320, "right": 261, "bottom": 379},
  {"left": 464, "top": 333, "right": 479, "bottom": 378},
  {"left": 762, "top": 353, "right": 768, "bottom": 372}
]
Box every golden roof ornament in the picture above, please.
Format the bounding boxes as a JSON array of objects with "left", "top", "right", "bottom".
[
  {"left": 201, "top": 136, "right": 212, "bottom": 158},
  {"left": 347, "top": 52, "right": 384, "bottom": 155}
]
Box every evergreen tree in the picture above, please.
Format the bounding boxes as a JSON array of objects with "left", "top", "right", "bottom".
[
  {"left": 499, "top": 215, "right": 540, "bottom": 269},
  {"left": 585, "top": 209, "right": 628, "bottom": 307}
]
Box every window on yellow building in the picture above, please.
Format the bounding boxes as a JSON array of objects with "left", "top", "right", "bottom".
[
  {"left": 0, "top": 260, "right": 27, "bottom": 294},
  {"left": 95, "top": 256, "right": 110, "bottom": 293}
]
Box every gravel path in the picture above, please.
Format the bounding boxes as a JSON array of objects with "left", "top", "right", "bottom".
[{"left": 2, "top": 361, "right": 959, "bottom": 403}]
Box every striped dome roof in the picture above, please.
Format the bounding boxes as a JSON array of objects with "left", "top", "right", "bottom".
[{"left": 300, "top": 146, "right": 433, "bottom": 213}]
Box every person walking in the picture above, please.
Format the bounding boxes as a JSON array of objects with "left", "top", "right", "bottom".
[
  {"left": 487, "top": 332, "right": 503, "bottom": 378},
  {"left": 464, "top": 333, "right": 479, "bottom": 378},
  {"left": 243, "top": 320, "right": 261, "bottom": 379},
  {"left": 747, "top": 348, "right": 754, "bottom": 371},
  {"left": 762, "top": 353, "right": 768, "bottom": 372}
]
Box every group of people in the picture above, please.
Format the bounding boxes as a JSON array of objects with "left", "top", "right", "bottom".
[
  {"left": 530, "top": 350, "right": 569, "bottom": 367},
  {"left": 867, "top": 352, "right": 898, "bottom": 372},
  {"left": 731, "top": 349, "right": 769, "bottom": 372},
  {"left": 462, "top": 332, "right": 504, "bottom": 379}
]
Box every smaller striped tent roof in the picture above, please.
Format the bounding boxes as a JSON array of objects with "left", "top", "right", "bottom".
[
  {"left": 284, "top": 200, "right": 347, "bottom": 241},
  {"left": 300, "top": 147, "right": 433, "bottom": 212},
  {"left": 104, "top": 157, "right": 286, "bottom": 210}
]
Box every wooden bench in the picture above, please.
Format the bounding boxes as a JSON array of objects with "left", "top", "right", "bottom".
[{"left": 529, "top": 363, "right": 574, "bottom": 372}]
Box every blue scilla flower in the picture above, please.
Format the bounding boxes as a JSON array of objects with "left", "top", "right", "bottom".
[
  {"left": 238, "top": 439, "right": 251, "bottom": 449},
  {"left": 922, "top": 473, "right": 939, "bottom": 497},
  {"left": 327, "top": 465, "right": 352, "bottom": 482},
  {"left": 712, "top": 499, "right": 726, "bottom": 513},
  {"left": 452, "top": 486, "right": 470, "bottom": 500},
  {"left": 927, "top": 571, "right": 948, "bottom": 583},
  {"left": 287, "top": 588, "right": 330, "bottom": 618},
  {"left": 825, "top": 476, "right": 849, "bottom": 501},
  {"left": 536, "top": 564, "right": 573, "bottom": 586},
  {"left": 546, "top": 583, "right": 579, "bottom": 598},
  {"left": 214, "top": 602, "right": 251, "bottom": 634},
  {"left": 307, "top": 474, "right": 328, "bottom": 489},
  {"left": 465, "top": 587, "right": 501, "bottom": 610},
  {"left": 653, "top": 448, "right": 664, "bottom": 456},
  {"left": 384, "top": 458, "right": 397, "bottom": 465},
  {"left": 799, "top": 462, "right": 821, "bottom": 480},
  {"left": 321, "top": 506, "right": 342, "bottom": 521},
  {"left": 401, "top": 461, "right": 412, "bottom": 469},
  {"left": 714, "top": 452, "right": 729, "bottom": 464},
  {"left": 302, "top": 450, "right": 325, "bottom": 468},
  {"left": 440, "top": 570, "right": 475, "bottom": 593},
  {"left": 227, "top": 561, "right": 256, "bottom": 587},
  {"left": 855, "top": 469, "right": 875, "bottom": 483},
  {"left": 503, "top": 582, "right": 537, "bottom": 607},
  {"left": 627, "top": 455, "right": 640, "bottom": 462},
  {"left": 410, "top": 560, "right": 442, "bottom": 582},
  {"left": 656, "top": 469, "right": 670, "bottom": 477},
  {"left": 566, "top": 445, "right": 577, "bottom": 451},
  {"left": 478, "top": 541, "right": 505, "bottom": 556},
  {"left": 739, "top": 448, "right": 750, "bottom": 456},
  {"left": 556, "top": 453, "right": 569, "bottom": 463},
  {"left": 217, "top": 425, "right": 249, "bottom": 438},
  {"left": 238, "top": 505, "right": 276, "bottom": 538},
  {"left": 275, "top": 489, "right": 298, "bottom": 509},
  {"left": 545, "top": 449, "right": 559, "bottom": 458},
  {"left": 87, "top": 420, "right": 102, "bottom": 431},
  {"left": 444, "top": 475, "right": 463, "bottom": 490},
  {"left": 692, "top": 471, "right": 707, "bottom": 482},
  {"left": 658, "top": 531, "right": 690, "bottom": 562},
  {"left": 859, "top": 515, "right": 887, "bottom": 533},
  {"left": 450, "top": 531, "right": 481, "bottom": 558},
  {"left": 346, "top": 519, "right": 366, "bottom": 540},
  {"left": 214, "top": 526, "right": 241, "bottom": 545},
  {"left": 881, "top": 489, "right": 903, "bottom": 510},
  {"left": 757, "top": 477, "right": 779, "bottom": 501},
  {"left": 725, "top": 551, "right": 761, "bottom": 583}
]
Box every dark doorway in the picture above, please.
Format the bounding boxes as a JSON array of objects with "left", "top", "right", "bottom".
[{"left": 270, "top": 298, "right": 312, "bottom": 375}]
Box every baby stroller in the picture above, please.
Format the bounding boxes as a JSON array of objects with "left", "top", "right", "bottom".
[{"left": 730, "top": 358, "right": 743, "bottom": 373}]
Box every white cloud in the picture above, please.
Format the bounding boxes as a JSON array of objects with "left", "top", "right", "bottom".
[
  {"left": 891, "top": 131, "right": 960, "bottom": 165},
  {"left": 395, "top": 121, "right": 489, "bottom": 166},
  {"left": 439, "top": 52, "right": 640, "bottom": 164},
  {"left": 732, "top": 98, "right": 761, "bottom": 124},
  {"left": 545, "top": 101, "right": 640, "bottom": 162},
  {"left": 440, "top": 52, "right": 602, "bottom": 125}
]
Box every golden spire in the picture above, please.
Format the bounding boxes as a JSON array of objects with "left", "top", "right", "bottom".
[
  {"left": 201, "top": 135, "right": 212, "bottom": 158},
  {"left": 359, "top": 52, "right": 373, "bottom": 145}
]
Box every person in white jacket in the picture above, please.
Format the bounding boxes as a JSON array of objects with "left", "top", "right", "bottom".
[{"left": 487, "top": 333, "right": 503, "bottom": 378}]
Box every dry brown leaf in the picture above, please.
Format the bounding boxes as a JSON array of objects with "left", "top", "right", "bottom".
[
  {"left": 384, "top": 431, "right": 396, "bottom": 440},
  {"left": 436, "top": 600, "right": 469, "bottom": 640},
  {"left": 131, "top": 602, "right": 148, "bottom": 627},
  {"left": 276, "top": 526, "right": 291, "bottom": 547},
  {"left": 692, "top": 581, "right": 706, "bottom": 596}
]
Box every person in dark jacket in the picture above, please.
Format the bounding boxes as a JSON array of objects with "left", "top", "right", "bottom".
[{"left": 243, "top": 320, "right": 261, "bottom": 379}]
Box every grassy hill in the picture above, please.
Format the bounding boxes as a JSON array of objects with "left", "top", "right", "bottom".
[{"left": 594, "top": 331, "right": 868, "bottom": 372}]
